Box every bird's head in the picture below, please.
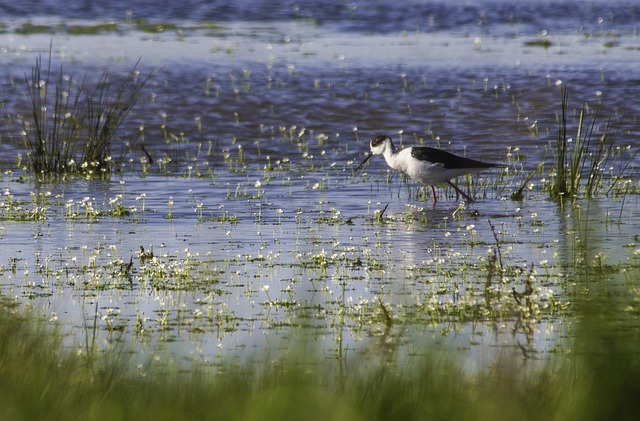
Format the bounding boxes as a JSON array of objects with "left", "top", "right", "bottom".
[
  {"left": 370, "top": 134, "right": 394, "bottom": 155},
  {"left": 355, "top": 134, "right": 394, "bottom": 171}
]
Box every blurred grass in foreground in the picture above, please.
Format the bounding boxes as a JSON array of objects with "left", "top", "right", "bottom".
[{"left": 1, "top": 292, "right": 638, "bottom": 421}]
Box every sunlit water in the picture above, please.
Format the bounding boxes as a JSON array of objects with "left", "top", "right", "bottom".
[{"left": 1, "top": 1, "right": 639, "bottom": 370}]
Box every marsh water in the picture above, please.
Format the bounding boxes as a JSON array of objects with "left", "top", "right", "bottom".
[{"left": 1, "top": 1, "right": 639, "bottom": 370}]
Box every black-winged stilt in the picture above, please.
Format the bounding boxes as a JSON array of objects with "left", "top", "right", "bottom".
[{"left": 357, "top": 134, "right": 504, "bottom": 203}]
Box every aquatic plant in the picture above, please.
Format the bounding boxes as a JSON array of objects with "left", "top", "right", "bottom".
[
  {"left": 65, "top": 22, "right": 120, "bottom": 35},
  {"left": 524, "top": 39, "right": 553, "bottom": 49},
  {"left": 22, "top": 49, "right": 150, "bottom": 178},
  {"left": 14, "top": 22, "right": 54, "bottom": 35},
  {"left": 550, "top": 86, "right": 619, "bottom": 202},
  {"left": 134, "top": 19, "right": 180, "bottom": 33}
]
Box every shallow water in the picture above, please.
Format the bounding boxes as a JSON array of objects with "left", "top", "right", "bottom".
[{"left": 1, "top": 1, "right": 639, "bottom": 370}]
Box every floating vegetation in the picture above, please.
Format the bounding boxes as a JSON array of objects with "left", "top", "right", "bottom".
[
  {"left": 65, "top": 22, "right": 120, "bottom": 35},
  {"left": 0, "top": 186, "right": 144, "bottom": 222},
  {"left": 524, "top": 39, "right": 553, "bottom": 49},
  {"left": 134, "top": 19, "right": 180, "bottom": 33},
  {"left": 14, "top": 22, "right": 56, "bottom": 35},
  {"left": 8, "top": 19, "right": 224, "bottom": 37}
]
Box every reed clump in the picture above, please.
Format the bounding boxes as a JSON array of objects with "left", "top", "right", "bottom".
[
  {"left": 550, "top": 86, "right": 619, "bottom": 202},
  {"left": 22, "top": 51, "right": 149, "bottom": 178}
]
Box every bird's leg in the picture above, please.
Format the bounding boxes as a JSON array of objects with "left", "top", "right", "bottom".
[
  {"left": 430, "top": 185, "right": 437, "bottom": 203},
  {"left": 446, "top": 180, "right": 475, "bottom": 203}
]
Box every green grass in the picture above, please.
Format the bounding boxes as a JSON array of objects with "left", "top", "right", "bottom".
[{"left": 1, "top": 286, "right": 638, "bottom": 421}]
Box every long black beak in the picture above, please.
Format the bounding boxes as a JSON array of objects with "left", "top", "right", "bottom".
[{"left": 355, "top": 153, "right": 372, "bottom": 172}]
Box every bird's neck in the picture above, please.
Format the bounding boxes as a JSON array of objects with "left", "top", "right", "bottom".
[{"left": 382, "top": 144, "right": 400, "bottom": 169}]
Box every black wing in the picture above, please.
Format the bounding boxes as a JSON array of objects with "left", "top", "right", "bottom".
[{"left": 410, "top": 147, "right": 501, "bottom": 169}]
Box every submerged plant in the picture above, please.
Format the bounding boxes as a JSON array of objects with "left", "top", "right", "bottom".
[{"left": 22, "top": 49, "right": 150, "bottom": 178}]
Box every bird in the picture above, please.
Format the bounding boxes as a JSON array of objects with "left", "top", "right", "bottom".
[{"left": 356, "top": 134, "right": 504, "bottom": 203}]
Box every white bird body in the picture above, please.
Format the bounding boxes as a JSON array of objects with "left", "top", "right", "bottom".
[
  {"left": 359, "top": 134, "right": 504, "bottom": 203},
  {"left": 378, "top": 146, "right": 478, "bottom": 186}
]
